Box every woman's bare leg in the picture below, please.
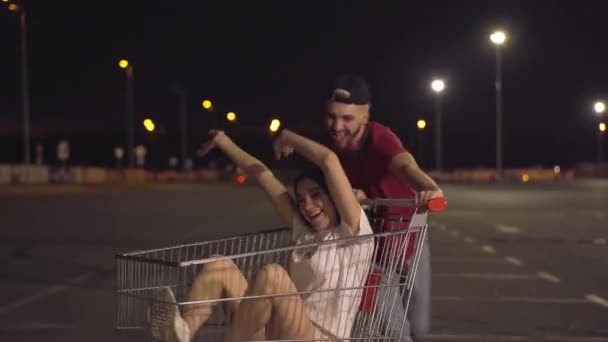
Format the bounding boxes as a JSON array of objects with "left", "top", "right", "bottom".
[
  {"left": 182, "top": 257, "right": 248, "bottom": 339},
  {"left": 223, "top": 264, "right": 317, "bottom": 342}
]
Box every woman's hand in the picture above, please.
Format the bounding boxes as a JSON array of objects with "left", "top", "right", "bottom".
[
  {"left": 353, "top": 188, "right": 369, "bottom": 209},
  {"left": 197, "top": 130, "right": 229, "bottom": 157},
  {"left": 273, "top": 130, "right": 295, "bottom": 160},
  {"left": 353, "top": 188, "right": 368, "bottom": 202}
]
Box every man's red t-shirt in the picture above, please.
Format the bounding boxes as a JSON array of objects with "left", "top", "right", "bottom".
[{"left": 336, "top": 121, "right": 418, "bottom": 259}]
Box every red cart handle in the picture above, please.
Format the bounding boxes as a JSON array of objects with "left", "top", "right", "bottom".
[{"left": 427, "top": 196, "right": 448, "bottom": 212}]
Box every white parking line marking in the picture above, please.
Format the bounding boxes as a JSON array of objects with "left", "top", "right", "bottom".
[
  {"left": 546, "top": 336, "right": 608, "bottom": 341},
  {"left": 505, "top": 256, "right": 523, "bottom": 266},
  {"left": 433, "top": 257, "right": 504, "bottom": 264},
  {"left": 585, "top": 293, "right": 608, "bottom": 309},
  {"left": 421, "top": 333, "right": 527, "bottom": 340},
  {"left": 422, "top": 334, "right": 608, "bottom": 341},
  {"left": 542, "top": 212, "right": 566, "bottom": 219},
  {"left": 593, "top": 211, "right": 607, "bottom": 220},
  {"left": 592, "top": 238, "right": 606, "bottom": 245},
  {"left": 434, "top": 273, "right": 538, "bottom": 280},
  {"left": 0, "top": 323, "right": 75, "bottom": 331},
  {"left": 495, "top": 223, "right": 521, "bottom": 234},
  {"left": 481, "top": 245, "right": 496, "bottom": 254},
  {"left": 463, "top": 237, "right": 474, "bottom": 244},
  {"left": 450, "top": 231, "right": 460, "bottom": 237},
  {"left": 439, "top": 210, "right": 483, "bottom": 217},
  {"left": 0, "top": 272, "right": 95, "bottom": 316},
  {"left": 537, "top": 271, "right": 561, "bottom": 283},
  {"left": 432, "top": 296, "right": 587, "bottom": 304}
]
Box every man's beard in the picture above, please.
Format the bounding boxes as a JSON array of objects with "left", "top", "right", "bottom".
[{"left": 330, "top": 124, "right": 366, "bottom": 152}]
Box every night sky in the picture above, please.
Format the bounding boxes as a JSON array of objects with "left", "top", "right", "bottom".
[{"left": 1, "top": 1, "right": 607, "bottom": 169}]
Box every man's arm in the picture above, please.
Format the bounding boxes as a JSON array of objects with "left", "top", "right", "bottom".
[
  {"left": 389, "top": 151, "right": 444, "bottom": 202},
  {"left": 370, "top": 123, "right": 443, "bottom": 202}
]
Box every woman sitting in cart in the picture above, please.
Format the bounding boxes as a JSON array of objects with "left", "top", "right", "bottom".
[{"left": 150, "top": 128, "right": 375, "bottom": 342}]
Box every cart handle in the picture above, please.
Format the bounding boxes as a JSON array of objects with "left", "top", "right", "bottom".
[{"left": 427, "top": 196, "right": 448, "bottom": 212}]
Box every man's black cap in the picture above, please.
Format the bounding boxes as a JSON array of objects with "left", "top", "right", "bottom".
[{"left": 328, "top": 73, "right": 371, "bottom": 105}]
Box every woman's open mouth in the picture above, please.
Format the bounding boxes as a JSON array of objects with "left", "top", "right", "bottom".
[{"left": 307, "top": 212, "right": 323, "bottom": 223}]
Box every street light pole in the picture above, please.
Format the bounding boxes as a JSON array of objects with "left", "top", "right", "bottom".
[
  {"left": 495, "top": 44, "right": 503, "bottom": 178},
  {"left": 171, "top": 84, "right": 188, "bottom": 172},
  {"left": 490, "top": 30, "right": 506, "bottom": 179},
  {"left": 16, "top": 4, "right": 31, "bottom": 169},
  {"left": 118, "top": 62, "right": 136, "bottom": 168},
  {"left": 435, "top": 94, "right": 442, "bottom": 171},
  {"left": 5, "top": 0, "right": 32, "bottom": 180},
  {"left": 179, "top": 93, "right": 188, "bottom": 172},
  {"left": 417, "top": 119, "right": 427, "bottom": 166},
  {"left": 599, "top": 126, "right": 605, "bottom": 164},
  {"left": 431, "top": 79, "right": 445, "bottom": 171},
  {"left": 594, "top": 102, "right": 606, "bottom": 163}
]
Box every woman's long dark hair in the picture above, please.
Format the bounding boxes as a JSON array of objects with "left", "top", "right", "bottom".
[{"left": 293, "top": 167, "right": 329, "bottom": 196}]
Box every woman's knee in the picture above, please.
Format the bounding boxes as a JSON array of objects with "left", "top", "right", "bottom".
[
  {"left": 199, "top": 256, "right": 238, "bottom": 277},
  {"left": 258, "top": 263, "right": 288, "bottom": 281},
  {"left": 254, "top": 264, "right": 290, "bottom": 293}
]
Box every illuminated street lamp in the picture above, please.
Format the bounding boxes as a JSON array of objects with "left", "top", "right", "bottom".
[
  {"left": 431, "top": 80, "right": 445, "bottom": 93},
  {"left": 417, "top": 119, "right": 427, "bottom": 131},
  {"left": 226, "top": 112, "right": 237, "bottom": 122},
  {"left": 143, "top": 118, "right": 155, "bottom": 132},
  {"left": 202, "top": 99, "right": 213, "bottom": 110},
  {"left": 431, "top": 79, "right": 445, "bottom": 171},
  {"left": 490, "top": 30, "right": 507, "bottom": 179},
  {"left": 490, "top": 31, "right": 507, "bottom": 45},
  {"left": 269, "top": 119, "right": 281, "bottom": 133},
  {"left": 118, "top": 58, "right": 135, "bottom": 168},
  {"left": 594, "top": 101, "right": 606, "bottom": 115}
]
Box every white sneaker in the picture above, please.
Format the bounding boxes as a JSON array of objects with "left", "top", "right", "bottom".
[{"left": 149, "top": 287, "right": 191, "bottom": 342}]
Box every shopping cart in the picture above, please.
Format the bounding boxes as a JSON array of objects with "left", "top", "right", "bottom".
[{"left": 115, "top": 197, "right": 446, "bottom": 341}]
